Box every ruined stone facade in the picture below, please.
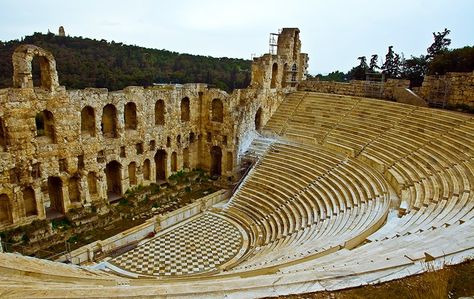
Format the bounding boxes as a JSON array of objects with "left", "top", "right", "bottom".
[
  {"left": 0, "top": 28, "right": 307, "bottom": 230},
  {"left": 251, "top": 28, "right": 308, "bottom": 90}
]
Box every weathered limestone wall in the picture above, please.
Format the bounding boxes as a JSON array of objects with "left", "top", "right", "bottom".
[
  {"left": 251, "top": 28, "right": 308, "bottom": 90},
  {"left": 298, "top": 79, "right": 411, "bottom": 101},
  {"left": 419, "top": 71, "right": 474, "bottom": 107},
  {"left": 0, "top": 27, "right": 301, "bottom": 231}
]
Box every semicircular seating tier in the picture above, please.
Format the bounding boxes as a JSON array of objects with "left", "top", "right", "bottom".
[{"left": 2, "top": 91, "right": 474, "bottom": 298}]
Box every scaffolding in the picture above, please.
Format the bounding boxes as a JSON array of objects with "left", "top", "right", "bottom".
[
  {"left": 365, "top": 72, "right": 385, "bottom": 99},
  {"left": 427, "top": 77, "right": 450, "bottom": 108},
  {"left": 269, "top": 33, "right": 279, "bottom": 55}
]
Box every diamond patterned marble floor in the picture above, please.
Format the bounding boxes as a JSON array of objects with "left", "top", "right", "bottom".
[{"left": 109, "top": 212, "right": 242, "bottom": 277}]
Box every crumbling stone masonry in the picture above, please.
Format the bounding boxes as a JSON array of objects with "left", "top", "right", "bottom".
[{"left": 0, "top": 28, "right": 308, "bottom": 230}]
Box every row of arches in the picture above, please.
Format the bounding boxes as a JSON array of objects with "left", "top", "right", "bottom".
[
  {"left": 1, "top": 97, "right": 226, "bottom": 149},
  {"left": 0, "top": 187, "right": 38, "bottom": 224}
]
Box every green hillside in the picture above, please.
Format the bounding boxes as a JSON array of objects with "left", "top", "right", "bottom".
[{"left": 0, "top": 32, "right": 251, "bottom": 91}]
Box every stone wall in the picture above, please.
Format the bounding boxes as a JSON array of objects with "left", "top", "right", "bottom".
[
  {"left": 0, "top": 28, "right": 302, "bottom": 231},
  {"left": 298, "top": 78, "right": 410, "bottom": 101},
  {"left": 419, "top": 71, "right": 474, "bottom": 107}
]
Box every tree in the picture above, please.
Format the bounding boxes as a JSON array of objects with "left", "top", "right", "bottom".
[
  {"left": 400, "top": 55, "right": 427, "bottom": 87},
  {"left": 426, "top": 28, "right": 451, "bottom": 60},
  {"left": 315, "top": 71, "right": 346, "bottom": 82},
  {"left": 369, "top": 54, "right": 379, "bottom": 72},
  {"left": 347, "top": 56, "right": 368, "bottom": 80},
  {"left": 382, "top": 46, "right": 401, "bottom": 78},
  {"left": 428, "top": 46, "right": 474, "bottom": 75}
]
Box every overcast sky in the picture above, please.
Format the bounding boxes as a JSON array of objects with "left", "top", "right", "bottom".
[{"left": 1, "top": 0, "right": 473, "bottom": 74}]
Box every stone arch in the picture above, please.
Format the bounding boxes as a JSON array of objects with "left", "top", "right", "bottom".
[
  {"left": 211, "top": 98, "right": 224, "bottom": 122},
  {"left": 0, "top": 194, "right": 12, "bottom": 224},
  {"left": 87, "top": 172, "right": 98, "bottom": 196},
  {"left": 68, "top": 175, "right": 81, "bottom": 203},
  {"left": 255, "top": 107, "right": 263, "bottom": 132},
  {"left": 181, "top": 97, "right": 190, "bottom": 122},
  {"left": 12, "top": 45, "right": 59, "bottom": 91},
  {"left": 47, "top": 176, "right": 64, "bottom": 218},
  {"left": 105, "top": 160, "right": 122, "bottom": 200},
  {"left": 102, "top": 104, "right": 118, "bottom": 138},
  {"left": 155, "top": 150, "right": 167, "bottom": 181},
  {"left": 81, "top": 106, "right": 95, "bottom": 137},
  {"left": 0, "top": 117, "right": 8, "bottom": 150},
  {"left": 155, "top": 99, "right": 165, "bottom": 125},
  {"left": 183, "top": 147, "right": 190, "bottom": 169},
  {"left": 35, "top": 109, "right": 55, "bottom": 142},
  {"left": 128, "top": 162, "right": 137, "bottom": 186},
  {"left": 210, "top": 146, "right": 222, "bottom": 177},
  {"left": 270, "top": 63, "right": 278, "bottom": 88},
  {"left": 143, "top": 159, "right": 151, "bottom": 181},
  {"left": 171, "top": 151, "right": 178, "bottom": 172},
  {"left": 124, "top": 102, "right": 137, "bottom": 130},
  {"left": 281, "top": 63, "right": 288, "bottom": 88},
  {"left": 23, "top": 187, "right": 37, "bottom": 217}
]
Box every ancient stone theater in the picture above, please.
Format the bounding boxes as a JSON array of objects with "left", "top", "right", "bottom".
[{"left": 0, "top": 28, "right": 474, "bottom": 298}]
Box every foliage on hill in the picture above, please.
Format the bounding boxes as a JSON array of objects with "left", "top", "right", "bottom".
[
  {"left": 428, "top": 46, "right": 474, "bottom": 75},
  {"left": 0, "top": 32, "right": 251, "bottom": 92}
]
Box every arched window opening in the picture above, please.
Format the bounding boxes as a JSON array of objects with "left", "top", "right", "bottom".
[
  {"left": 183, "top": 148, "right": 190, "bottom": 169},
  {"left": 292, "top": 64, "right": 297, "bottom": 72},
  {"left": 270, "top": 63, "right": 278, "bottom": 88},
  {"left": 0, "top": 194, "right": 12, "bottom": 224},
  {"left": 0, "top": 117, "right": 8, "bottom": 150},
  {"left": 255, "top": 107, "right": 263, "bottom": 132},
  {"left": 23, "top": 187, "right": 37, "bottom": 217},
  {"left": 105, "top": 161, "right": 122, "bottom": 201},
  {"left": 128, "top": 162, "right": 137, "bottom": 186},
  {"left": 124, "top": 102, "right": 137, "bottom": 130},
  {"left": 31, "top": 56, "right": 51, "bottom": 89},
  {"left": 189, "top": 132, "right": 195, "bottom": 143},
  {"left": 102, "top": 104, "right": 118, "bottom": 138},
  {"left": 171, "top": 152, "right": 178, "bottom": 172},
  {"left": 143, "top": 159, "right": 151, "bottom": 181},
  {"left": 210, "top": 146, "right": 222, "bottom": 177},
  {"left": 155, "top": 100, "right": 165, "bottom": 125},
  {"left": 166, "top": 136, "right": 171, "bottom": 147},
  {"left": 177, "top": 135, "right": 181, "bottom": 147},
  {"left": 181, "top": 97, "right": 190, "bottom": 122},
  {"left": 155, "top": 150, "right": 167, "bottom": 181},
  {"left": 81, "top": 106, "right": 95, "bottom": 136},
  {"left": 47, "top": 176, "right": 64, "bottom": 218},
  {"left": 211, "top": 98, "right": 224, "bottom": 122},
  {"left": 35, "top": 110, "right": 55, "bottom": 142},
  {"left": 87, "top": 172, "right": 98, "bottom": 196},
  {"left": 68, "top": 175, "right": 81, "bottom": 203}
]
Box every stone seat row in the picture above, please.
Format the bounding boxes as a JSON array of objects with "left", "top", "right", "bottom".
[
  {"left": 224, "top": 141, "right": 390, "bottom": 271},
  {"left": 231, "top": 194, "right": 389, "bottom": 272},
  {"left": 0, "top": 253, "right": 117, "bottom": 286}
]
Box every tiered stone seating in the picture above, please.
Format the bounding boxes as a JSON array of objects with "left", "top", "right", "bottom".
[
  {"left": 223, "top": 141, "right": 390, "bottom": 271},
  {"left": 3, "top": 91, "right": 474, "bottom": 298}
]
